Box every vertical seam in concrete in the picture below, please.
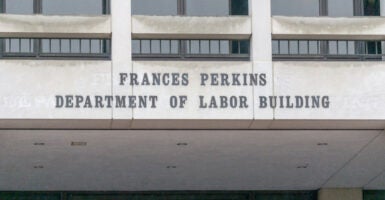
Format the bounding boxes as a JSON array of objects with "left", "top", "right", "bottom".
[
  {"left": 248, "top": 62, "right": 255, "bottom": 129},
  {"left": 248, "top": 0, "right": 254, "bottom": 129},
  {"left": 110, "top": 13, "right": 114, "bottom": 129},
  {"left": 363, "top": 130, "right": 385, "bottom": 188},
  {"left": 130, "top": 58, "right": 134, "bottom": 128},
  {"left": 320, "top": 130, "right": 383, "bottom": 188},
  {"left": 129, "top": 3, "right": 134, "bottom": 128}
]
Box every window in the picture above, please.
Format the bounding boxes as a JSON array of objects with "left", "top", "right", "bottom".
[
  {"left": 272, "top": 39, "right": 383, "bottom": 61},
  {"left": 0, "top": 0, "right": 109, "bottom": 15},
  {"left": 42, "top": 0, "right": 105, "bottom": 15},
  {"left": 186, "top": 0, "right": 229, "bottom": 16},
  {"left": 271, "top": 0, "right": 379, "bottom": 17},
  {"left": 3, "top": 0, "right": 34, "bottom": 14},
  {"left": 271, "top": 0, "right": 320, "bottom": 16},
  {"left": 132, "top": 39, "right": 250, "bottom": 60},
  {"left": 328, "top": 0, "right": 354, "bottom": 17},
  {"left": 132, "top": 0, "right": 248, "bottom": 16},
  {"left": 364, "top": 0, "right": 380, "bottom": 16},
  {"left": 364, "top": 190, "right": 385, "bottom": 200},
  {"left": 131, "top": 0, "right": 178, "bottom": 15},
  {"left": 0, "top": 38, "right": 110, "bottom": 59}
]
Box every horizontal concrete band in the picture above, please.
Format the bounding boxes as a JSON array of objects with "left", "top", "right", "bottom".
[
  {"left": 0, "top": 14, "right": 111, "bottom": 38},
  {"left": 1, "top": 60, "right": 385, "bottom": 126},
  {"left": 272, "top": 16, "right": 385, "bottom": 40},
  {"left": 132, "top": 15, "right": 252, "bottom": 39},
  {"left": 0, "top": 119, "right": 384, "bottom": 130}
]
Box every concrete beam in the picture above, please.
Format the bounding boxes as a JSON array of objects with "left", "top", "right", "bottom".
[
  {"left": 272, "top": 16, "right": 385, "bottom": 40},
  {"left": 132, "top": 15, "right": 251, "bottom": 39},
  {"left": 0, "top": 14, "right": 111, "bottom": 38},
  {"left": 318, "top": 189, "right": 363, "bottom": 200}
]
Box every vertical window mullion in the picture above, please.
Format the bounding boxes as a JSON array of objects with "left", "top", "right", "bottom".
[
  {"left": 228, "top": 0, "right": 231, "bottom": 16},
  {"left": 177, "top": 0, "right": 185, "bottom": 15},
  {"left": 319, "top": 0, "right": 328, "bottom": 16},
  {"left": 18, "top": 38, "right": 21, "bottom": 53},
  {"left": 353, "top": 0, "right": 364, "bottom": 16},
  {"left": 103, "top": 0, "right": 110, "bottom": 14},
  {"left": 34, "top": 0, "right": 42, "bottom": 14},
  {"left": 33, "top": 39, "right": 42, "bottom": 57},
  {"left": 0, "top": 38, "right": 3, "bottom": 58}
]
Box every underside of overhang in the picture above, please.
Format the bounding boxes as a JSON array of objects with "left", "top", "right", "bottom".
[{"left": 0, "top": 130, "right": 384, "bottom": 191}]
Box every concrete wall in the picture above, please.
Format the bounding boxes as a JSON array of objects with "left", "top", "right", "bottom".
[
  {"left": 272, "top": 16, "right": 385, "bottom": 40},
  {"left": 0, "top": 60, "right": 385, "bottom": 129},
  {"left": 132, "top": 15, "right": 251, "bottom": 39},
  {"left": 0, "top": 14, "right": 111, "bottom": 38}
]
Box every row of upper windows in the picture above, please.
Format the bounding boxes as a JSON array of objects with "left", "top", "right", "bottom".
[
  {"left": 0, "top": 0, "right": 248, "bottom": 16},
  {"left": 0, "top": 0, "right": 109, "bottom": 15},
  {"left": 272, "top": 0, "right": 379, "bottom": 16},
  {"left": 0, "top": 0, "right": 379, "bottom": 17}
]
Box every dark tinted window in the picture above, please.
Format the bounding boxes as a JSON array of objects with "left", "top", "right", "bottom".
[
  {"left": 231, "top": 40, "right": 250, "bottom": 54},
  {"left": 42, "top": 0, "right": 104, "bottom": 15},
  {"left": 365, "top": 191, "right": 385, "bottom": 200},
  {"left": 4, "top": 0, "right": 33, "bottom": 14},
  {"left": 132, "top": 0, "right": 178, "bottom": 15},
  {"left": 364, "top": 0, "right": 380, "bottom": 16},
  {"left": 231, "top": 0, "right": 248, "bottom": 15}
]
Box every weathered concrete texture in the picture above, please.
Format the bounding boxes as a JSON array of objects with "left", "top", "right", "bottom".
[
  {"left": 132, "top": 61, "right": 254, "bottom": 120},
  {"left": 111, "top": 0, "right": 133, "bottom": 120},
  {"left": 132, "top": 15, "right": 251, "bottom": 39},
  {"left": 0, "top": 60, "right": 112, "bottom": 119},
  {"left": 318, "top": 189, "right": 363, "bottom": 200},
  {"left": 274, "top": 61, "right": 385, "bottom": 120},
  {"left": 0, "top": 14, "right": 111, "bottom": 38},
  {"left": 272, "top": 16, "right": 385, "bottom": 40}
]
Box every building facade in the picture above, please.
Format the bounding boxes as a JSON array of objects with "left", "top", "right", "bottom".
[{"left": 0, "top": 0, "right": 385, "bottom": 199}]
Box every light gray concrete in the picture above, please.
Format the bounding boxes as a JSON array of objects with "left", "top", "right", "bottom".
[
  {"left": 0, "top": 60, "right": 112, "bottom": 119},
  {"left": 132, "top": 15, "right": 251, "bottom": 39},
  {"left": 112, "top": 0, "right": 133, "bottom": 121},
  {"left": 273, "top": 61, "right": 385, "bottom": 120},
  {"left": 272, "top": 16, "right": 385, "bottom": 40},
  {"left": 0, "top": 130, "right": 382, "bottom": 191},
  {"left": 0, "top": 14, "right": 110, "bottom": 38},
  {"left": 324, "top": 131, "right": 385, "bottom": 188}
]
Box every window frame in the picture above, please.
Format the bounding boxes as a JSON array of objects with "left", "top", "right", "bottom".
[
  {"left": 132, "top": 0, "right": 248, "bottom": 16},
  {"left": 132, "top": 38, "right": 250, "bottom": 61},
  {"left": 0, "top": 0, "right": 110, "bottom": 15},
  {"left": 0, "top": 38, "right": 111, "bottom": 60}
]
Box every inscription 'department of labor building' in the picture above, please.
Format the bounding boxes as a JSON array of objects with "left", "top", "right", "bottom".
[{"left": 55, "top": 70, "right": 331, "bottom": 111}]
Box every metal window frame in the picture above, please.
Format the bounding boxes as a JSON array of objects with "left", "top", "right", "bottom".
[
  {"left": 0, "top": 38, "right": 111, "bottom": 60},
  {"left": 272, "top": 39, "right": 385, "bottom": 61},
  {"left": 132, "top": 39, "right": 250, "bottom": 61},
  {"left": 0, "top": 0, "right": 110, "bottom": 15}
]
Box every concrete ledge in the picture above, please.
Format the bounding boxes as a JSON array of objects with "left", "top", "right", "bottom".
[
  {"left": 0, "top": 119, "right": 112, "bottom": 129},
  {"left": 0, "top": 119, "right": 384, "bottom": 130},
  {"left": 272, "top": 16, "right": 385, "bottom": 40},
  {"left": 0, "top": 14, "right": 111, "bottom": 38},
  {"left": 132, "top": 15, "right": 251, "bottom": 39}
]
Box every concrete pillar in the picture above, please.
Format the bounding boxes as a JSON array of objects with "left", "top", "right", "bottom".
[
  {"left": 249, "top": 0, "right": 274, "bottom": 120},
  {"left": 111, "top": 0, "right": 133, "bottom": 128},
  {"left": 111, "top": 0, "right": 132, "bottom": 61},
  {"left": 318, "top": 188, "right": 363, "bottom": 200},
  {"left": 249, "top": 0, "right": 272, "bottom": 61}
]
